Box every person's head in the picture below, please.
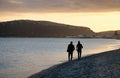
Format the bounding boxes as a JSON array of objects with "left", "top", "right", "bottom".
[
  {"left": 70, "top": 41, "right": 73, "bottom": 44},
  {"left": 78, "top": 41, "right": 80, "bottom": 44}
]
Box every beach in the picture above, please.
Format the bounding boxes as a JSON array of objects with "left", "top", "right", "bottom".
[{"left": 29, "top": 49, "right": 120, "bottom": 78}]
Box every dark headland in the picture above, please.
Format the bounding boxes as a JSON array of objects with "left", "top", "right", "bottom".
[
  {"left": 28, "top": 49, "right": 120, "bottom": 78},
  {"left": 0, "top": 20, "right": 94, "bottom": 37},
  {"left": 0, "top": 20, "right": 120, "bottom": 38}
]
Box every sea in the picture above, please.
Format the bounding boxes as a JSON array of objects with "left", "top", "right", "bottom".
[{"left": 0, "top": 38, "right": 120, "bottom": 78}]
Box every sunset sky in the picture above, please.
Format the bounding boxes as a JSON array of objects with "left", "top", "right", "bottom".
[{"left": 0, "top": 0, "right": 120, "bottom": 32}]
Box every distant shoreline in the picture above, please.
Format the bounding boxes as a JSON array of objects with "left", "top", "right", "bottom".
[
  {"left": 0, "top": 20, "right": 120, "bottom": 39},
  {"left": 28, "top": 49, "right": 120, "bottom": 78}
]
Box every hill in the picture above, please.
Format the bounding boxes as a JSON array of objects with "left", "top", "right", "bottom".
[
  {"left": 97, "top": 30, "right": 120, "bottom": 35},
  {"left": 0, "top": 20, "right": 95, "bottom": 37}
]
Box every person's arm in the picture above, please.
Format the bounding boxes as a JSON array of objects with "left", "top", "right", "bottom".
[
  {"left": 81, "top": 44, "right": 83, "bottom": 48},
  {"left": 67, "top": 45, "right": 69, "bottom": 52}
]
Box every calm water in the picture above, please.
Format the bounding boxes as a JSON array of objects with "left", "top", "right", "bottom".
[{"left": 0, "top": 38, "right": 120, "bottom": 78}]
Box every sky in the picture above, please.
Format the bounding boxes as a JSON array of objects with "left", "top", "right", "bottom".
[{"left": 0, "top": 0, "right": 120, "bottom": 32}]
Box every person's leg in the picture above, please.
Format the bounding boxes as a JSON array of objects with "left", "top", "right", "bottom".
[
  {"left": 78, "top": 51, "right": 80, "bottom": 59},
  {"left": 71, "top": 52, "right": 73, "bottom": 61},
  {"left": 68, "top": 53, "right": 70, "bottom": 61},
  {"left": 80, "top": 51, "right": 82, "bottom": 59}
]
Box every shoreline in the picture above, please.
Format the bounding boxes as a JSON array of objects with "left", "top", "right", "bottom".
[{"left": 28, "top": 49, "right": 120, "bottom": 78}]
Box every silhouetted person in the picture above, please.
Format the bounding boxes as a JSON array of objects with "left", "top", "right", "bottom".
[
  {"left": 67, "top": 41, "right": 75, "bottom": 61},
  {"left": 76, "top": 41, "right": 83, "bottom": 60}
]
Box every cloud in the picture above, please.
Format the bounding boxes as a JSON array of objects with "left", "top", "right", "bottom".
[{"left": 0, "top": 0, "right": 120, "bottom": 13}]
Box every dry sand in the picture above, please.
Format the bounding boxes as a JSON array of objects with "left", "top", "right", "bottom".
[{"left": 28, "top": 49, "right": 120, "bottom": 78}]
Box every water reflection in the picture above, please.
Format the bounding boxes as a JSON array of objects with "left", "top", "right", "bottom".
[{"left": 0, "top": 38, "right": 120, "bottom": 78}]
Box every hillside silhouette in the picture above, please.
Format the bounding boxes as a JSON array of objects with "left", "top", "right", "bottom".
[
  {"left": 97, "top": 30, "right": 120, "bottom": 35},
  {"left": 0, "top": 20, "right": 95, "bottom": 37}
]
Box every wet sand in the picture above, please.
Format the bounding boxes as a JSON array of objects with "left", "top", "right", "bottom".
[{"left": 28, "top": 49, "right": 120, "bottom": 78}]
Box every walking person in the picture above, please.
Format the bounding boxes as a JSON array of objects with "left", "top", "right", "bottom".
[
  {"left": 67, "top": 41, "right": 75, "bottom": 61},
  {"left": 76, "top": 41, "right": 83, "bottom": 60}
]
